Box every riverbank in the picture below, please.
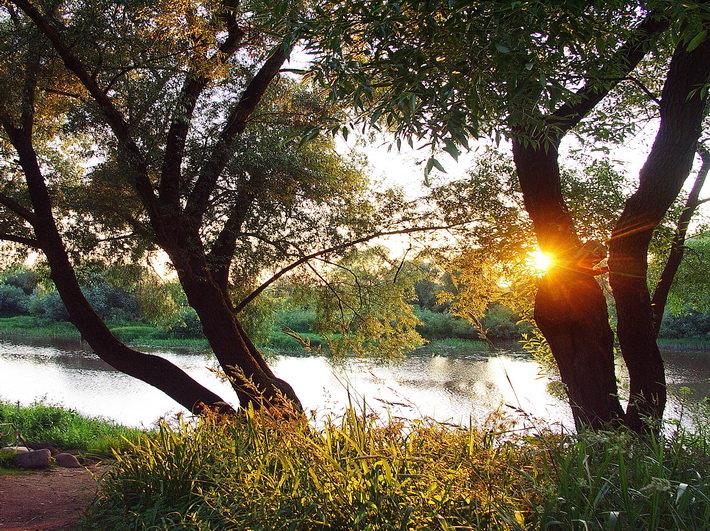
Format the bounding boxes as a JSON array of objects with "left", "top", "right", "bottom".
[
  {"left": 0, "top": 401, "right": 144, "bottom": 464},
  {"left": 1, "top": 401, "right": 708, "bottom": 529},
  {"left": 0, "top": 315, "right": 706, "bottom": 355}
]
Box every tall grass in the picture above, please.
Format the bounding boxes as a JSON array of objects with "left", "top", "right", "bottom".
[
  {"left": 0, "top": 401, "right": 145, "bottom": 455},
  {"left": 84, "top": 402, "right": 710, "bottom": 530}
]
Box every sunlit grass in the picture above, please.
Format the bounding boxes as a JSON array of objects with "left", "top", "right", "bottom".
[{"left": 83, "top": 402, "right": 710, "bottom": 530}]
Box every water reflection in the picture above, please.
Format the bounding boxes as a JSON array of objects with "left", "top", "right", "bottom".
[{"left": 0, "top": 336, "right": 707, "bottom": 430}]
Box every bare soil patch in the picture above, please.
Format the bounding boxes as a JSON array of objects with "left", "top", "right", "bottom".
[{"left": 0, "top": 464, "right": 107, "bottom": 530}]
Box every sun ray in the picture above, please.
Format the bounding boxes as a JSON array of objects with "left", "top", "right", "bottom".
[{"left": 526, "top": 250, "right": 554, "bottom": 276}]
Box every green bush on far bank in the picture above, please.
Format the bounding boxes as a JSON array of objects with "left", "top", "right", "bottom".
[{"left": 84, "top": 405, "right": 710, "bottom": 530}]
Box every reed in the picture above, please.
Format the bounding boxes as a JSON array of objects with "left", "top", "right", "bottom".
[{"left": 83, "top": 399, "right": 710, "bottom": 529}]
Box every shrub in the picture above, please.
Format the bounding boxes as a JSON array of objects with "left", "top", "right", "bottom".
[
  {"left": 83, "top": 283, "right": 141, "bottom": 321},
  {"left": 415, "top": 308, "right": 479, "bottom": 340},
  {"left": 659, "top": 310, "right": 710, "bottom": 339},
  {"left": 164, "top": 308, "right": 205, "bottom": 339},
  {"left": 29, "top": 290, "right": 70, "bottom": 321},
  {"left": 1, "top": 267, "right": 41, "bottom": 295},
  {"left": 275, "top": 308, "right": 316, "bottom": 333},
  {"left": 0, "top": 284, "right": 30, "bottom": 316}
]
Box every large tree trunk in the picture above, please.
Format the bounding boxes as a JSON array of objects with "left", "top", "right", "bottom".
[
  {"left": 609, "top": 40, "right": 709, "bottom": 432},
  {"left": 10, "top": 132, "right": 234, "bottom": 415},
  {"left": 164, "top": 229, "right": 302, "bottom": 413},
  {"left": 513, "top": 141, "right": 624, "bottom": 430}
]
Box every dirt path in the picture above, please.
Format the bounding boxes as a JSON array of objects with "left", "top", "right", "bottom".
[{"left": 0, "top": 465, "right": 107, "bottom": 531}]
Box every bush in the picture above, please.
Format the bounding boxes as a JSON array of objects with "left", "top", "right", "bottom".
[
  {"left": 275, "top": 308, "right": 316, "bottom": 333},
  {"left": 28, "top": 283, "right": 142, "bottom": 322},
  {"left": 0, "top": 284, "right": 30, "bottom": 316},
  {"left": 29, "top": 290, "right": 70, "bottom": 321},
  {"left": 84, "top": 283, "right": 141, "bottom": 321},
  {"left": 415, "top": 308, "right": 479, "bottom": 339},
  {"left": 660, "top": 310, "right": 710, "bottom": 339},
  {"left": 1, "top": 267, "right": 41, "bottom": 295},
  {"left": 163, "top": 308, "right": 204, "bottom": 339},
  {"left": 481, "top": 304, "right": 527, "bottom": 340}
]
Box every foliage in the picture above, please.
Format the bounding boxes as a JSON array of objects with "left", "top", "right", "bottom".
[
  {"left": 163, "top": 308, "right": 205, "bottom": 340},
  {"left": 415, "top": 308, "right": 478, "bottom": 340},
  {"left": 0, "top": 284, "right": 30, "bottom": 317},
  {"left": 305, "top": 1, "right": 676, "bottom": 156},
  {"left": 84, "top": 406, "right": 710, "bottom": 530},
  {"left": 275, "top": 308, "right": 316, "bottom": 334},
  {"left": 0, "top": 266, "right": 40, "bottom": 295},
  {"left": 313, "top": 248, "right": 425, "bottom": 357},
  {"left": 0, "top": 401, "right": 144, "bottom": 455},
  {"left": 662, "top": 233, "right": 710, "bottom": 315},
  {"left": 28, "top": 290, "right": 70, "bottom": 321},
  {"left": 660, "top": 311, "right": 710, "bottom": 340}
]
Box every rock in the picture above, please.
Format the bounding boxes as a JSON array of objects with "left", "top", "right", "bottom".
[
  {"left": 55, "top": 452, "right": 82, "bottom": 468},
  {"left": 25, "top": 441, "right": 62, "bottom": 456},
  {"left": 0, "top": 446, "right": 29, "bottom": 454},
  {"left": 14, "top": 448, "right": 52, "bottom": 469}
]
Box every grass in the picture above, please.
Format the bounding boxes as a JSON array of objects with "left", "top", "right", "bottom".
[
  {"left": 82, "top": 401, "right": 710, "bottom": 530},
  {"left": 0, "top": 401, "right": 146, "bottom": 462},
  {"left": 418, "top": 337, "right": 490, "bottom": 354},
  {"left": 0, "top": 315, "right": 80, "bottom": 338},
  {"left": 657, "top": 337, "right": 710, "bottom": 350}
]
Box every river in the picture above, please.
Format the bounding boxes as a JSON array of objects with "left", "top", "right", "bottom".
[{"left": 0, "top": 336, "right": 707, "bottom": 430}]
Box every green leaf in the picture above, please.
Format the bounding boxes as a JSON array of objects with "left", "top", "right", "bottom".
[
  {"left": 442, "top": 140, "right": 460, "bottom": 161},
  {"left": 686, "top": 30, "right": 707, "bottom": 52},
  {"left": 495, "top": 43, "right": 510, "bottom": 54}
]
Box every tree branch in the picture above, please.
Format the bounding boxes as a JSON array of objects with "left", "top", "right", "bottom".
[
  {"left": 651, "top": 145, "right": 710, "bottom": 334},
  {"left": 207, "top": 180, "right": 266, "bottom": 290},
  {"left": 9, "top": 0, "right": 160, "bottom": 224},
  {"left": 183, "top": 43, "right": 290, "bottom": 223},
  {"left": 0, "top": 190, "right": 37, "bottom": 225},
  {"left": 159, "top": 0, "right": 247, "bottom": 210},
  {"left": 550, "top": 10, "right": 669, "bottom": 137},
  {"left": 234, "top": 222, "right": 467, "bottom": 312},
  {"left": 0, "top": 232, "right": 40, "bottom": 248}
]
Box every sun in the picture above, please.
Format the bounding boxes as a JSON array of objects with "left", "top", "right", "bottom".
[{"left": 526, "top": 250, "right": 554, "bottom": 276}]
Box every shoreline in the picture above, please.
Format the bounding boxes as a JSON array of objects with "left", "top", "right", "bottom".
[{"left": 0, "top": 315, "right": 707, "bottom": 355}]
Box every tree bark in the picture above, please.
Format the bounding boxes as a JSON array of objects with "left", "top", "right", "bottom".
[
  {"left": 608, "top": 40, "right": 710, "bottom": 432},
  {"left": 513, "top": 141, "right": 624, "bottom": 430}
]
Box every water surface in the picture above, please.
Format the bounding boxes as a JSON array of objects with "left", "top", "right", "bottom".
[{"left": 0, "top": 336, "right": 706, "bottom": 430}]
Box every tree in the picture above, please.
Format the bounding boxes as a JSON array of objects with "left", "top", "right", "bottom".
[
  {"left": 307, "top": 0, "right": 709, "bottom": 431},
  {"left": 0, "top": 0, "right": 333, "bottom": 413},
  {"left": 0, "top": 0, "right": 459, "bottom": 414}
]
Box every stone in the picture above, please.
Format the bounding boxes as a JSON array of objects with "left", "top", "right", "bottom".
[
  {"left": 25, "top": 441, "right": 62, "bottom": 456},
  {"left": 0, "top": 446, "right": 29, "bottom": 454},
  {"left": 54, "top": 452, "right": 82, "bottom": 468},
  {"left": 14, "top": 448, "right": 52, "bottom": 469}
]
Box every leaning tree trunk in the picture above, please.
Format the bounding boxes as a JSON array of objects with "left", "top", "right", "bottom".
[
  {"left": 9, "top": 130, "right": 233, "bottom": 415},
  {"left": 513, "top": 141, "right": 624, "bottom": 430},
  {"left": 650, "top": 147, "right": 709, "bottom": 337},
  {"left": 163, "top": 228, "right": 302, "bottom": 413},
  {"left": 609, "top": 39, "right": 710, "bottom": 432}
]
